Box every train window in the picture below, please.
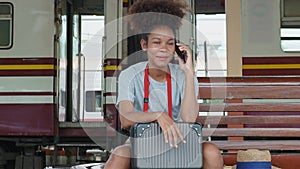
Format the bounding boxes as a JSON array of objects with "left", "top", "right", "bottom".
[
  {"left": 0, "top": 3, "right": 13, "bottom": 49},
  {"left": 195, "top": 14, "right": 227, "bottom": 76},
  {"left": 85, "top": 91, "right": 102, "bottom": 112},
  {"left": 81, "top": 15, "right": 104, "bottom": 55},
  {"left": 281, "top": 0, "right": 300, "bottom": 26},
  {"left": 280, "top": 0, "right": 300, "bottom": 52}
]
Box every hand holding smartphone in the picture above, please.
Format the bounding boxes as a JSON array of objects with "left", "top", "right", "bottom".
[{"left": 175, "top": 42, "right": 186, "bottom": 63}]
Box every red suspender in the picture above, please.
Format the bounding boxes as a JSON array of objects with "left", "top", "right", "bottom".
[
  {"left": 143, "top": 67, "right": 150, "bottom": 112},
  {"left": 143, "top": 65, "right": 172, "bottom": 118},
  {"left": 166, "top": 71, "right": 172, "bottom": 118}
]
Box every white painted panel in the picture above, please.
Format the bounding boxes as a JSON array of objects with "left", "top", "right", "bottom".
[
  {"left": 0, "top": 96, "right": 53, "bottom": 103},
  {"left": 106, "top": 96, "right": 117, "bottom": 104},
  {"left": 105, "top": 77, "right": 117, "bottom": 93},
  {"left": 0, "top": 77, "right": 53, "bottom": 92}
]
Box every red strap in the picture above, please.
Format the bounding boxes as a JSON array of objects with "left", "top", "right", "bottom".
[
  {"left": 143, "top": 67, "right": 150, "bottom": 112},
  {"left": 167, "top": 72, "right": 172, "bottom": 118},
  {"left": 143, "top": 65, "right": 172, "bottom": 118}
]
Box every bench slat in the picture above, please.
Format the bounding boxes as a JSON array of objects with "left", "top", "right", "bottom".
[
  {"left": 212, "top": 140, "right": 300, "bottom": 150},
  {"left": 199, "top": 103, "right": 300, "bottom": 112},
  {"left": 199, "top": 86, "right": 300, "bottom": 99},
  {"left": 197, "top": 115, "right": 300, "bottom": 124},
  {"left": 198, "top": 77, "right": 300, "bottom": 84},
  {"left": 202, "top": 128, "right": 300, "bottom": 137}
]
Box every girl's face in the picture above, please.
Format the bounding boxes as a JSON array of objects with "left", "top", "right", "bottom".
[{"left": 141, "top": 25, "right": 175, "bottom": 69}]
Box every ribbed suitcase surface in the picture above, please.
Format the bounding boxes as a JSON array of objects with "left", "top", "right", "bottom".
[{"left": 130, "top": 122, "right": 202, "bottom": 169}]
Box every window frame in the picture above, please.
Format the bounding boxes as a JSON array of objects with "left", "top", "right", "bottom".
[
  {"left": 280, "top": 0, "right": 300, "bottom": 27},
  {"left": 0, "top": 2, "right": 13, "bottom": 49}
]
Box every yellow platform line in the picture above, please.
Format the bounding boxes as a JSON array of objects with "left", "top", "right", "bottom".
[
  {"left": 0, "top": 64, "right": 54, "bottom": 70},
  {"left": 243, "top": 64, "right": 300, "bottom": 69}
]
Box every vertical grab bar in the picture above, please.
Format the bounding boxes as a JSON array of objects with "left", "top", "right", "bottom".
[
  {"left": 78, "top": 53, "right": 86, "bottom": 121},
  {"left": 101, "top": 36, "right": 106, "bottom": 118},
  {"left": 204, "top": 41, "right": 208, "bottom": 77},
  {"left": 203, "top": 41, "right": 211, "bottom": 141}
]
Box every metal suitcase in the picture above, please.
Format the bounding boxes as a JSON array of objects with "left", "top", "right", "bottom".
[{"left": 130, "top": 122, "right": 202, "bottom": 169}]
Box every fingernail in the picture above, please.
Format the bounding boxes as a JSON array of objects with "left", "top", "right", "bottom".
[
  {"left": 183, "top": 140, "right": 186, "bottom": 144},
  {"left": 175, "top": 144, "right": 178, "bottom": 148},
  {"left": 170, "top": 144, "right": 173, "bottom": 147}
]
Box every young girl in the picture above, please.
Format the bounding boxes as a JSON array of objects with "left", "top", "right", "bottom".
[{"left": 104, "top": 0, "right": 223, "bottom": 168}]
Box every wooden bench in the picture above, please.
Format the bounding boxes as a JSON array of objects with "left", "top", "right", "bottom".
[{"left": 196, "top": 77, "right": 300, "bottom": 168}]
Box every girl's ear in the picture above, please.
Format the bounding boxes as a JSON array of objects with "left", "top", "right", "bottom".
[{"left": 140, "top": 39, "right": 148, "bottom": 51}]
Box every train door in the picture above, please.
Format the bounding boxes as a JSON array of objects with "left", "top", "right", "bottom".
[
  {"left": 79, "top": 2, "right": 105, "bottom": 122},
  {"left": 57, "top": 0, "right": 105, "bottom": 122},
  {"left": 194, "top": 0, "right": 227, "bottom": 76},
  {"left": 56, "top": 0, "right": 81, "bottom": 122}
]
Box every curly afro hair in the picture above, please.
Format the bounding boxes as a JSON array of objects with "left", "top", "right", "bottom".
[{"left": 127, "top": 0, "right": 189, "bottom": 34}]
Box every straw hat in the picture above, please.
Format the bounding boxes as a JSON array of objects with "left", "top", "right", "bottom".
[
  {"left": 231, "top": 149, "right": 281, "bottom": 169},
  {"left": 238, "top": 149, "right": 271, "bottom": 162}
]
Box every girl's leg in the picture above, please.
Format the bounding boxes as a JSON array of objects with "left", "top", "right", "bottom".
[
  {"left": 202, "top": 142, "right": 224, "bottom": 169},
  {"left": 104, "top": 144, "right": 131, "bottom": 169}
]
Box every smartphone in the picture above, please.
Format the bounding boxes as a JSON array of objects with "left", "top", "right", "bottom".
[{"left": 175, "top": 43, "right": 186, "bottom": 63}]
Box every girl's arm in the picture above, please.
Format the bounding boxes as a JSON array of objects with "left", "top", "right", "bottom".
[
  {"left": 180, "top": 72, "right": 199, "bottom": 122},
  {"left": 119, "top": 100, "right": 161, "bottom": 129},
  {"left": 176, "top": 43, "right": 199, "bottom": 122}
]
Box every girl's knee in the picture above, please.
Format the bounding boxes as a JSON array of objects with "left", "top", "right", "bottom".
[
  {"left": 202, "top": 142, "right": 224, "bottom": 169},
  {"left": 111, "top": 145, "right": 131, "bottom": 158},
  {"left": 104, "top": 145, "right": 131, "bottom": 169},
  {"left": 203, "top": 142, "right": 222, "bottom": 158},
  {"left": 203, "top": 142, "right": 218, "bottom": 150}
]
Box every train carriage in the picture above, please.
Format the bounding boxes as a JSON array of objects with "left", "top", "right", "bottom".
[
  {"left": 0, "top": 0, "right": 300, "bottom": 168},
  {"left": 0, "top": 0, "right": 109, "bottom": 167}
]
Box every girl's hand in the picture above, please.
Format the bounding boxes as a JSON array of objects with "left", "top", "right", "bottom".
[
  {"left": 156, "top": 112, "right": 186, "bottom": 147},
  {"left": 176, "top": 43, "right": 194, "bottom": 75}
]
